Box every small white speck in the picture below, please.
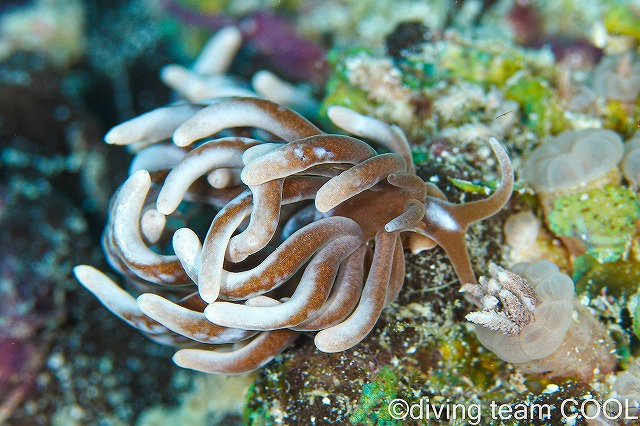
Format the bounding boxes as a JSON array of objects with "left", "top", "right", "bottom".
[
  {"left": 47, "top": 352, "right": 65, "bottom": 370},
  {"left": 322, "top": 397, "right": 331, "bottom": 405}
]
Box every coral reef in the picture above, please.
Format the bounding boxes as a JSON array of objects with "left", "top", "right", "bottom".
[
  {"left": 548, "top": 185, "right": 640, "bottom": 262},
  {"left": 522, "top": 128, "right": 624, "bottom": 212},
  {"left": 7, "top": 0, "right": 640, "bottom": 424},
  {"left": 0, "top": 0, "right": 86, "bottom": 66},
  {"left": 623, "top": 131, "right": 640, "bottom": 186}
]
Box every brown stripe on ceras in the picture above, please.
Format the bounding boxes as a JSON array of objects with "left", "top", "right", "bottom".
[
  {"left": 227, "top": 179, "right": 284, "bottom": 262},
  {"left": 199, "top": 176, "right": 331, "bottom": 302},
  {"left": 227, "top": 330, "right": 298, "bottom": 374},
  {"left": 120, "top": 310, "right": 169, "bottom": 336},
  {"left": 384, "top": 237, "right": 406, "bottom": 306},
  {"left": 241, "top": 134, "right": 378, "bottom": 185},
  {"left": 140, "top": 294, "right": 258, "bottom": 344},
  {"left": 200, "top": 189, "right": 254, "bottom": 293},
  {"left": 314, "top": 230, "right": 398, "bottom": 353},
  {"left": 103, "top": 216, "right": 190, "bottom": 292},
  {"left": 277, "top": 235, "right": 362, "bottom": 327},
  {"left": 174, "top": 329, "right": 299, "bottom": 374},
  {"left": 206, "top": 233, "right": 362, "bottom": 329},
  {"left": 125, "top": 257, "right": 191, "bottom": 286},
  {"left": 238, "top": 98, "right": 324, "bottom": 140},
  {"left": 108, "top": 171, "right": 193, "bottom": 285},
  {"left": 315, "top": 152, "right": 407, "bottom": 212},
  {"left": 221, "top": 218, "right": 362, "bottom": 300},
  {"left": 292, "top": 244, "right": 366, "bottom": 331},
  {"left": 174, "top": 97, "right": 323, "bottom": 147}
]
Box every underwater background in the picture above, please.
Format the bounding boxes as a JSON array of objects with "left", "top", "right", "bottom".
[{"left": 2, "top": 0, "right": 640, "bottom": 424}]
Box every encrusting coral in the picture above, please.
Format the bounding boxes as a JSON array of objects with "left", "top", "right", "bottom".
[
  {"left": 622, "top": 131, "right": 640, "bottom": 186},
  {"left": 547, "top": 184, "right": 640, "bottom": 262},
  {"left": 522, "top": 128, "right": 624, "bottom": 214},
  {"left": 74, "top": 30, "right": 515, "bottom": 375},
  {"left": 463, "top": 261, "right": 616, "bottom": 380},
  {"left": 593, "top": 53, "right": 640, "bottom": 104}
]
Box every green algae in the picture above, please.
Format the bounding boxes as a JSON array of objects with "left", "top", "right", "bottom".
[
  {"left": 574, "top": 254, "right": 640, "bottom": 298},
  {"left": 409, "top": 42, "right": 550, "bottom": 90},
  {"left": 633, "top": 303, "right": 640, "bottom": 342},
  {"left": 548, "top": 185, "right": 640, "bottom": 263},
  {"left": 243, "top": 384, "right": 272, "bottom": 426},
  {"left": 603, "top": 4, "right": 640, "bottom": 44},
  {"left": 319, "top": 48, "right": 380, "bottom": 127},
  {"left": 504, "top": 76, "right": 567, "bottom": 136},
  {"left": 349, "top": 367, "right": 401, "bottom": 425},
  {"left": 448, "top": 177, "right": 497, "bottom": 195},
  {"left": 411, "top": 149, "right": 429, "bottom": 166},
  {"left": 604, "top": 100, "right": 638, "bottom": 136},
  {"left": 426, "top": 323, "right": 508, "bottom": 397},
  {"left": 439, "top": 44, "right": 521, "bottom": 87}
]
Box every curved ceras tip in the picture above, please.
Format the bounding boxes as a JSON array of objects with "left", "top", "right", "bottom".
[
  {"left": 155, "top": 137, "right": 259, "bottom": 216},
  {"left": 484, "top": 137, "right": 514, "bottom": 210},
  {"left": 226, "top": 179, "right": 283, "bottom": 263},
  {"left": 241, "top": 142, "right": 284, "bottom": 165},
  {"left": 172, "top": 97, "right": 322, "bottom": 148},
  {"left": 327, "top": 105, "right": 415, "bottom": 173},
  {"left": 136, "top": 293, "right": 256, "bottom": 344},
  {"left": 140, "top": 209, "right": 166, "bottom": 244},
  {"left": 111, "top": 170, "right": 189, "bottom": 285},
  {"left": 251, "top": 70, "right": 319, "bottom": 116},
  {"left": 172, "top": 330, "right": 298, "bottom": 375},
  {"left": 161, "top": 64, "right": 257, "bottom": 102},
  {"left": 314, "top": 230, "right": 398, "bottom": 353},
  {"left": 240, "top": 134, "right": 377, "bottom": 186},
  {"left": 129, "top": 143, "right": 187, "bottom": 175},
  {"left": 104, "top": 103, "right": 201, "bottom": 146},
  {"left": 203, "top": 234, "right": 363, "bottom": 330},
  {"left": 207, "top": 168, "right": 242, "bottom": 189},
  {"left": 73, "top": 265, "right": 165, "bottom": 335},
  {"left": 192, "top": 26, "right": 243, "bottom": 76},
  {"left": 314, "top": 152, "right": 407, "bottom": 213},
  {"left": 172, "top": 227, "right": 202, "bottom": 284}
]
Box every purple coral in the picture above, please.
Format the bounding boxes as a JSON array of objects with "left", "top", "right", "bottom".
[{"left": 159, "top": 2, "right": 328, "bottom": 86}]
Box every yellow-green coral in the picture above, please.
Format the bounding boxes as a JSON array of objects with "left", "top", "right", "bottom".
[
  {"left": 319, "top": 48, "right": 380, "bottom": 127},
  {"left": 505, "top": 75, "right": 568, "bottom": 136},
  {"left": 604, "top": 4, "right": 640, "bottom": 44},
  {"left": 548, "top": 185, "right": 640, "bottom": 262},
  {"left": 439, "top": 44, "right": 526, "bottom": 87},
  {"left": 604, "top": 100, "right": 638, "bottom": 136},
  {"left": 574, "top": 254, "right": 640, "bottom": 297}
]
